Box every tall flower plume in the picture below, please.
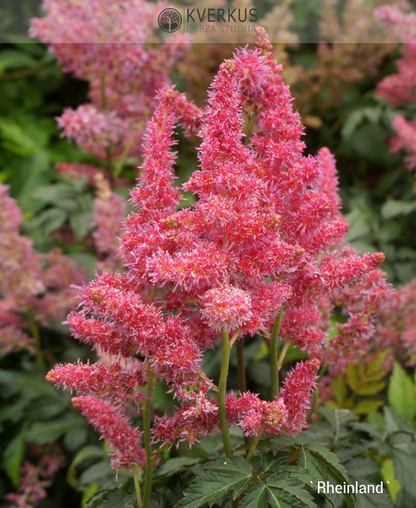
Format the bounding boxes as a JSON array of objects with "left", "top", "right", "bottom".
[{"left": 48, "top": 29, "right": 385, "bottom": 480}]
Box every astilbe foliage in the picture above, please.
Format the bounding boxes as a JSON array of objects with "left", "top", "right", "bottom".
[
  {"left": 0, "top": 184, "right": 85, "bottom": 357},
  {"left": 47, "top": 29, "right": 385, "bottom": 500}
]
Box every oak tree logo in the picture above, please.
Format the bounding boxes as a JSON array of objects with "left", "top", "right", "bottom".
[{"left": 158, "top": 8, "right": 182, "bottom": 33}]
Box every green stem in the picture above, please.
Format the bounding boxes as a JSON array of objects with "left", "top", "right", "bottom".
[
  {"left": 236, "top": 339, "right": 247, "bottom": 394},
  {"left": 270, "top": 309, "right": 283, "bottom": 399},
  {"left": 142, "top": 369, "right": 154, "bottom": 508},
  {"left": 246, "top": 430, "right": 263, "bottom": 461},
  {"left": 133, "top": 468, "right": 143, "bottom": 508},
  {"left": 218, "top": 331, "right": 233, "bottom": 458},
  {"left": 28, "top": 313, "right": 47, "bottom": 373}
]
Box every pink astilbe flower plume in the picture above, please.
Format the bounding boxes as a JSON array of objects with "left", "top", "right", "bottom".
[
  {"left": 280, "top": 359, "right": 321, "bottom": 435},
  {"left": 0, "top": 184, "right": 85, "bottom": 357},
  {"left": 49, "top": 29, "right": 386, "bottom": 473},
  {"left": 30, "top": 0, "right": 190, "bottom": 161},
  {"left": 376, "top": 6, "right": 416, "bottom": 173},
  {"left": 72, "top": 396, "right": 146, "bottom": 470}
]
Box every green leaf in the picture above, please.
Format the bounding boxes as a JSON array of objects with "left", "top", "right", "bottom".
[
  {"left": 26, "top": 415, "right": 85, "bottom": 444},
  {"left": 64, "top": 426, "right": 88, "bottom": 450},
  {"left": 381, "top": 459, "right": 400, "bottom": 502},
  {"left": 68, "top": 446, "right": 107, "bottom": 489},
  {"left": 0, "top": 117, "right": 39, "bottom": 155},
  {"left": 391, "top": 449, "right": 416, "bottom": 501},
  {"left": 155, "top": 457, "right": 201, "bottom": 478},
  {"left": 303, "top": 444, "right": 355, "bottom": 508},
  {"left": 241, "top": 478, "right": 316, "bottom": 508},
  {"left": 331, "top": 375, "right": 347, "bottom": 404},
  {"left": 70, "top": 210, "right": 94, "bottom": 240},
  {"left": 318, "top": 408, "right": 356, "bottom": 435},
  {"left": 2, "top": 432, "right": 26, "bottom": 487},
  {"left": 356, "top": 382, "right": 386, "bottom": 396},
  {"left": 268, "top": 477, "right": 317, "bottom": 508},
  {"left": 388, "top": 363, "right": 416, "bottom": 420},
  {"left": 346, "top": 364, "right": 358, "bottom": 391},
  {"left": 84, "top": 488, "right": 135, "bottom": 508},
  {"left": 79, "top": 461, "right": 113, "bottom": 486},
  {"left": 381, "top": 200, "right": 416, "bottom": 220},
  {"left": 0, "top": 50, "right": 35, "bottom": 71},
  {"left": 240, "top": 482, "right": 269, "bottom": 508},
  {"left": 353, "top": 400, "right": 384, "bottom": 415},
  {"left": 175, "top": 457, "right": 252, "bottom": 508}
]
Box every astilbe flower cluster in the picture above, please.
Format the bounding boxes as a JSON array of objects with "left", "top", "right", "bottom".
[
  {"left": 30, "top": 0, "right": 189, "bottom": 161},
  {"left": 376, "top": 5, "right": 416, "bottom": 172},
  {"left": 30, "top": 0, "right": 191, "bottom": 268},
  {"left": 376, "top": 278, "right": 416, "bottom": 367},
  {"left": 5, "top": 446, "right": 64, "bottom": 508},
  {"left": 0, "top": 184, "right": 85, "bottom": 357},
  {"left": 47, "top": 29, "right": 385, "bottom": 474}
]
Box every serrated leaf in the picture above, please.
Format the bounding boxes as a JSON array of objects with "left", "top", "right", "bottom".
[
  {"left": 241, "top": 479, "right": 315, "bottom": 508},
  {"left": 304, "top": 444, "right": 355, "bottom": 508},
  {"left": 318, "top": 408, "right": 356, "bottom": 435},
  {"left": 391, "top": 449, "right": 416, "bottom": 501},
  {"left": 240, "top": 482, "right": 269, "bottom": 508},
  {"left": 84, "top": 488, "right": 135, "bottom": 508},
  {"left": 175, "top": 457, "right": 253, "bottom": 508},
  {"left": 383, "top": 407, "right": 415, "bottom": 434},
  {"left": 267, "top": 477, "right": 317, "bottom": 508},
  {"left": 388, "top": 363, "right": 416, "bottom": 420},
  {"left": 155, "top": 457, "right": 200, "bottom": 477},
  {"left": 260, "top": 451, "right": 292, "bottom": 473}
]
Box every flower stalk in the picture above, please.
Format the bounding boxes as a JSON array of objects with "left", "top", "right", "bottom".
[
  {"left": 142, "top": 368, "right": 155, "bottom": 508},
  {"left": 270, "top": 309, "right": 284, "bottom": 399},
  {"left": 28, "top": 312, "right": 47, "bottom": 373},
  {"left": 246, "top": 430, "right": 263, "bottom": 461},
  {"left": 133, "top": 468, "right": 143, "bottom": 508},
  {"left": 218, "top": 331, "right": 233, "bottom": 458}
]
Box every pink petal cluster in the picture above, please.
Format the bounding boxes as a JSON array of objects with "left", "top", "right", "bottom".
[
  {"left": 92, "top": 175, "right": 127, "bottom": 271},
  {"left": 390, "top": 116, "right": 416, "bottom": 172},
  {"left": 377, "top": 278, "right": 416, "bottom": 367},
  {"left": 280, "top": 359, "right": 321, "bottom": 435},
  {"left": 5, "top": 446, "right": 64, "bottom": 508},
  {"left": 72, "top": 396, "right": 146, "bottom": 470},
  {"left": 321, "top": 267, "right": 393, "bottom": 371},
  {"left": 376, "top": 6, "right": 416, "bottom": 173},
  {"left": 49, "top": 29, "right": 385, "bottom": 467},
  {"left": 0, "top": 184, "right": 86, "bottom": 356},
  {"left": 30, "top": 0, "right": 189, "bottom": 161},
  {"left": 226, "top": 392, "right": 288, "bottom": 437}
]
